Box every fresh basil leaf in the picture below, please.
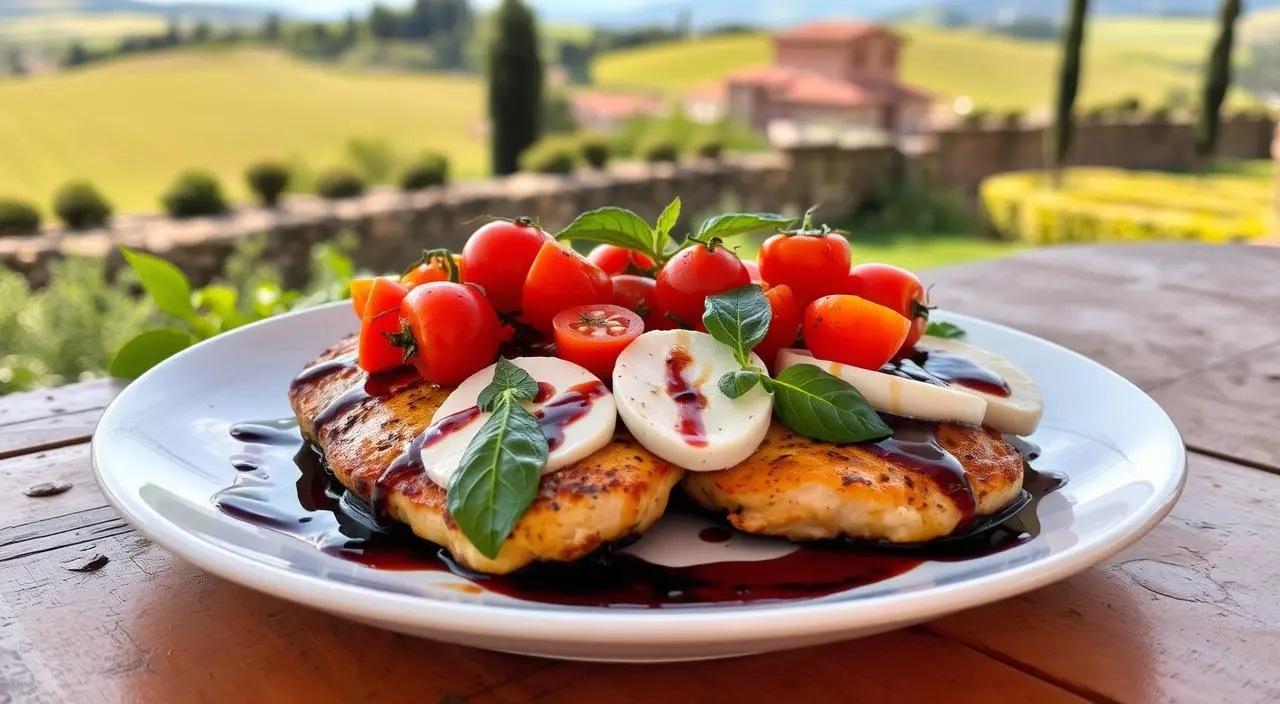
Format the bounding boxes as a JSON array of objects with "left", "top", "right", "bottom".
[
  {"left": 447, "top": 396, "right": 549, "bottom": 559},
  {"left": 702, "top": 284, "right": 771, "bottom": 367},
  {"left": 120, "top": 245, "right": 196, "bottom": 321},
  {"left": 554, "top": 206, "right": 655, "bottom": 257},
  {"left": 766, "top": 364, "right": 892, "bottom": 443},
  {"left": 925, "top": 321, "right": 966, "bottom": 339},
  {"left": 477, "top": 357, "right": 538, "bottom": 411},
  {"left": 696, "top": 212, "right": 796, "bottom": 240},
  {"left": 653, "top": 196, "right": 681, "bottom": 251},
  {"left": 719, "top": 369, "right": 762, "bottom": 399},
  {"left": 110, "top": 327, "right": 196, "bottom": 379}
]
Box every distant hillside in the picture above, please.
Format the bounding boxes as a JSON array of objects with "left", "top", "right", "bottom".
[{"left": 0, "top": 0, "right": 284, "bottom": 22}]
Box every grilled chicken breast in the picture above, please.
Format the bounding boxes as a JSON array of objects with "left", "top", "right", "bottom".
[
  {"left": 290, "top": 337, "right": 684, "bottom": 575},
  {"left": 683, "top": 422, "right": 1024, "bottom": 543}
]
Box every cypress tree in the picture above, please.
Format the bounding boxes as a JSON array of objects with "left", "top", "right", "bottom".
[
  {"left": 1194, "top": 0, "right": 1241, "bottom": 161},
  {"left": 488, "top": 0, "right": 544, "bottom": 176},
  {"left": 1049, "top": 0, "right": 1089, "bottom": 181}
]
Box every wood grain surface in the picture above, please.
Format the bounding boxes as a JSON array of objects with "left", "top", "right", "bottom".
[{"left": 2, "top": 244, "right": 1277, "bottom": 704}]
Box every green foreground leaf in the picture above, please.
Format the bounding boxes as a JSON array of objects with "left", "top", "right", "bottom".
[
  {"left": 697, "top": 212, "right": 796, "bottom": 241},
  {"left": 554, "top": 206, "right": 655, "bottom": 257},
  {"left": 702, "top": 284, "right": 771, "bottom": 368},
  {"left": 110, "top": 327, "right": 196, "bottom": 379},
  {"left": 477, "top": 357, "right": 539, "bottom": 411},
  {"left": 766, "top": 364, "right": 892, "bottom": 444},
  {"left": 719, "top": 369, "right": 763, "bottom": 399},
  {"left": 925, "top": 321, "right": 966, "bottom": 339},
  {"left": 120, "top": 245, "right": 196, "bottom": 321},
  {"left": 653, "top": 196, "right": 682, "bottom": 250}
]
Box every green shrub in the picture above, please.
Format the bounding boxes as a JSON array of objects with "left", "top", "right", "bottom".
[
  {"left": 245, "top": 161, "right": 291, "bottom": 207},
  {"left": 344, "top": 136, "right": 399, "bottom": 184},
  {"left": 639, "top": 137, "right": 679, "bottom": 163},
  {"left": 400, "top": 152, "right": 450, "bottom": 190},
  {"left": 691, "top": 135, "right": 724, "bottom": 160},
  {"left": 1149, "top": 105, "right": 1173, "bottom": 122},
  {"left": 52, "top": 181, "right": 112, "bottom": 230},
  {"left": 0, "top": 198, "right": 41, "bottom": 236},
  {"left": 579, "top": 134, "right": 611, "bottom": 169},
  {"left": 315, "top": 167, "right": 366, "bottom": 199},
  {"left": 1115, "top": 95, "right": 1142, "bottom": 115},
  {"left": 962, "top": 108, "right": 991, "bottom": 127},
  {"left": 520, "top": 137, "right": 578, "bottom": 175},
  {"left": 1000, "top": 110, "right": 1025, "bottom": 128},
  {"left": 162, "top": 171, "right": 228, "bottom": 218}
]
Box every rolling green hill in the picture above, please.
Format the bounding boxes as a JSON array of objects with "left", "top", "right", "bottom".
[
  {"left": 0, "top": 50, "right": 487, "bottom": 214},
  {"left": 593, "top": 20, "right": 1252, "bottom": 111}
]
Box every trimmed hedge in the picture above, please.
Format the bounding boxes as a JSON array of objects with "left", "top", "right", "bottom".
[
  {"left": 316, "top": 167, "right": 366, "bottom": 200},
  {"left": 639, "top": 137, "right": 679, "bottom": 163},
  {"left": 981, "top": 168, "right": 1269, "bottom": 244},
  {"left": 400, "top": 152, "right": 450, "bottom": 191},
  {"left": 245, "top": 161, "right": 291, "bottom": 207},
  {"left": 690, "top": 135, "right": 724, "bottom": 160},
  {"left": 162, "top": 171, "right": 228, "bottom": 218},
  {"left": 0, "top": 198, "right": 41, "bottom": 236},
  {"left": 53, "top": 181, "right": 112, "bottom": 230},
  {"left": 521, "top": 137, "right": 578, "bottom": 175},
  {"left": 578, "top": 134, "right": 610, "bottom": 170}
]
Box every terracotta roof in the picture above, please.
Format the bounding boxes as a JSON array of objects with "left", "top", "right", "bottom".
[
  {"left": 569, "top": 91, "right": 666, "bottom": 120},
  {"left": 775, "top": 20, "right": 899, "bottom": 41},
  {"left": 691, "top": 68, "right": 930, "bottom": 109}
]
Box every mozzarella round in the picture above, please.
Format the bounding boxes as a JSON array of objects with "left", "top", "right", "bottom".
[
  {"left": 420, "top": 357, "right": 616, "bottom": 489},
  {"left": 916, "top": 335, "right": 1044, "bottom": 436},
  {"left": 612, "top": 330, "right": 772, "bottom": 472},
  {"left": 776, "top": 348, "right": 988, "bottom": 426}
]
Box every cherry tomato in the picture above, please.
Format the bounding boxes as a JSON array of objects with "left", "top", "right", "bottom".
[
  {"left": 803, "top": 295, "right": 910, "bottom": 371},
  {"left": 587, "top": 244, "right": 655, "bottom": 276},
  {"left": 611, "top": 274, "right": 669, "bottom": 331},
  {"left": 656, "top": 241, "right": 750, "bottom": 328},
  {"left": 522, "top": 240, "right": 613, "bottom": 334},
  {"left": 350, "top": 277, "right": 377, "bottom": 317},
  {"left": 846, "top": 263, "right": 929, "bottom": 356},
  {"left": 357, "top": 278, "right": 410, "bottom": 374},
  {"left": 397, "top": 282, "right": 501, "bottom": 385},
  {"left": 742, "top": 259, "right": 763, "bottom": 284},
  {"left": 552, "top": 304, "right": 644, "bottom": 380},
  {"left": 402, "top": 252, "right": 464, "bottom": 288},
  {"left": 754, "top": 284, "right": 800, "bottom": 373},
  {"left": 461, "top": 218, "right": 550, "bottom": 313},
  {"left": 758, "top": 218, "right": 852, "bottom": 309}
]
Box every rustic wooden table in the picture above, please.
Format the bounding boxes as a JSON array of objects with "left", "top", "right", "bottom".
[{"left": 2, "top": 244, "right": 1278, "bottom": 704}]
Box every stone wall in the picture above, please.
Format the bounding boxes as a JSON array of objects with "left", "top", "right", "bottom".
[{"left": 2, "top": 114, "right": 1273, "bottom": 288}]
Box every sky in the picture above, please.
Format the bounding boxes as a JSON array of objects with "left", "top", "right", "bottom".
[{"left": 137, "top": 0, "right": 656, "bottom": 17}]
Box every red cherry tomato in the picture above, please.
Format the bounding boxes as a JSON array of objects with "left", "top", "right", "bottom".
[
  {"left": 803, "top": 295, "right": 911, "bottom": 371},
  {"left": 350, "top": 277, "right": 377, "bottom": 317},
  {"left": 758, "top": 218, "right": 852, "bottom": 309},
  {"left": 461, "top": 218, "right": 550, "bottom": 313},
  {"left": 552, "top": 304, "right": 644, "bottom": 380},
  {"left": 656, "top": 241, "right": 750, "bottom": 328},
  {"left": 357, "top": 278, "right": 410, "bottom": 374},
  {"left": 754, "top": 284, "right": 800, "bottom": 373},
  {"left": 611, "top": 274, "right": 670, "bottom": 331},
  {"left": 587, "top": 244, "right": 655, "bottom": 276},
  {"left": 742, "top": 259, "right": 763, "bottom": 284},
  {"left": 522, "top": 240, "right": 614, "bottom": 334},
  {"left": 398, "top": 282, "right": 501, "bottom": 386},
  {"left": 402, "top": 252, "right": 464, "bottom": 288},
  {"left": 846, "top": 263, "right": 929, "bottom": 356}
]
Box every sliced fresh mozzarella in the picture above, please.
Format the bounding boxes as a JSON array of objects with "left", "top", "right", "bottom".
[
  {"left": 612, "top": 330, "right": 772, "bottom": 472},
  {"left": 420, "top": 357, "right": 616, "bottom": 489},
  {"left": 776, "top": 348, "right": 987, "bottom": 426},
  {"left": 915, "top": 335, "right": 1043, "bottom": 436}
]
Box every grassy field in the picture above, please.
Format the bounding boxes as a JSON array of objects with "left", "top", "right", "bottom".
[
  {"left": 0, "top": 50, "right": 487, "bottom": 214},
  {"left": 593, "top": 20, "right": 1253, "bottom": 111}
]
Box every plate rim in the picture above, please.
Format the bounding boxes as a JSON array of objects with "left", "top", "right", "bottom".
[{"left": 91, "top": 302, "right": 1187, "bottom": 645}]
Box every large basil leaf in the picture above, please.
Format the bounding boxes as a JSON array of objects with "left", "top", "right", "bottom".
[
  {"left": 696, "top": 212, "right": 795, "bottom": 241},
  {"left": 477, "top": 357, "right": 538, "bottom": 411},
  {"left": 653, "top": 196, "right": 681, "bottom": 251},
  {"left": 554, "top": 206, "right": 655, "bottom": 256},
  {"left": 446, "top": 395, "right": 548, "bottom": 560},
  {"left": 766, "top": 364, "right": 892, "bottom": 443},
  {"left": 702, "top": 284, "right": 771, "bottom": 368},
  {"left": 719, "top": 369, "right": 762, "bottom": 399}
]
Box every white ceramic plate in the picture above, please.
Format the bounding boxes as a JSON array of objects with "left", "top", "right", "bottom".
[{"left": 93, "top": 303, "right": 1185, "bottom": 662}]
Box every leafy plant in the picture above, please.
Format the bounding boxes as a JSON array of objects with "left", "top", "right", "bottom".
[
  {"left": 690, "top": 135, "right": 724, "bottom": 160},
  {"left": 344, "top": 136, "right": 400, "bottom": 184},
  {"left": 400, "top": 152, "right": 450, "bottom": 191},
  {"left": 0, "top": 198, "right": 41, "bottom": 236},
  {"left": 925, "top": 321, "right": 966, "bottom": 339},
  {"left": 520, "top": 136, "right": 578, "bottom": 174},
  {"left": 245, "top": 161, "right": 291, "bottom": 207},
  {"left": 578, "top": 134, "right": 611, "bottom": 170},
  {"left": 639, "top": 137, "right": 679, "bottom": 163},
  {"left": 316, "top": 167, "right": 366, "bottom": 200},
  {"left": 162, "top": 170, "right": 228, "bottom": 218},
  {"left": 53, "top": 181, "right": 112, "bottom": 230}
]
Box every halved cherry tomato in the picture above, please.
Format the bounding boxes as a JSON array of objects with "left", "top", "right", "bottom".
[
  {"left": 759, "top": 214, "right": 852, "bottom": 309},
  {"left": 462, "top": 218, "right": 550, "bottom": 313},
  {"left": 656, "top": 240, "right": 749, "bottom": 328},
  {"left": 846, "top": 263, "right": 929, "bottom": 357},
  {"left": 552, "top": 304, "right": 643, "bottom": 380},
  {"left": 611, "top": 274, "right": 669, "bottom": 331},
  {"left": 755, "top": 284, "right": 800, "bottom": 373},
  {"left": 587, "top": 244, "right": 655, "bottom": 276},
  {"left": 522, "top": 240, "right": 613, "bottom": 334},
  {"left": 402, "top": 252, "right": 464, "bottom": 287},
  {"left": 742, "top": 259, "right": 763, "bottom": 284},
  {"left": 397, "top": 282, "right": 501, "bottom": 385},
  {"left": 357, "top": 278, "right": 410, "bottom": 374},
  {"left": 350, "top": 277, "right": 377, "bottom": 317},
  {"left": 803, "top": 295, "right": 910, "bottom": 370}
]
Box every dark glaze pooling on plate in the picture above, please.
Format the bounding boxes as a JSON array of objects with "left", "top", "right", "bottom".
[
  {"left": 664, "top": 348, "right": 708, "bottom": 448},
  {"left": 535, "top": 380, "right": 609, "bottom": 451},
  {"left": 870, "top": 417, "right": 976, "bottom": 529},
  {"left": 215, "top": 416, "right": 1065, "bottom": 608},
  {"left": 882, "top": 347, "right": 1011, "bottom": 398}
]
